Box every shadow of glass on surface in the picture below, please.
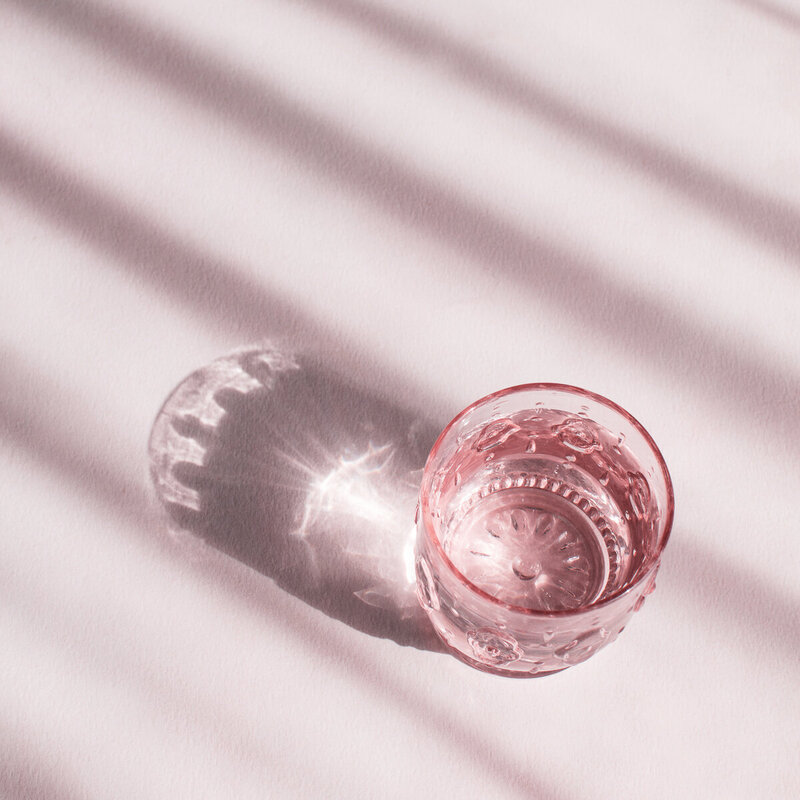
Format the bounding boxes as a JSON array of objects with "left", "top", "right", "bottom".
[
  {"left": 148, "top": 344, "right": 445, "bottom": 652},
  {"left": 0, "top": 342, "right": 443, "bottom": 653}
]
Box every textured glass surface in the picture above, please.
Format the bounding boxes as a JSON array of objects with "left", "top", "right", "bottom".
[{"left": 415, "top": 384, "right": 674, "bottom": 676}]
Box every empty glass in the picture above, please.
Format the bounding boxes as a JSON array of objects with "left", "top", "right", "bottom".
[{"left": 414, "top": 384, "right": 674, "bottom": 676}]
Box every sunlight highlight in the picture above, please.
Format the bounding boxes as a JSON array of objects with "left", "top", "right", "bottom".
[
  {"left": 286, "top": 440, "right": 420, "bottom": 609},
  {"left": 293, "top": 442, "right": 399, "bottom": 538}
]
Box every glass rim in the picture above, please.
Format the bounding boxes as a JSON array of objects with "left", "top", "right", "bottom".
[{"left": 420, "top": 382, "right": 675, "bottom": 618}]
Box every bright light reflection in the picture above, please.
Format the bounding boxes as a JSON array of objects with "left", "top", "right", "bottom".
[
  {"left": 296, "top": 443, "right": 397, "bottom": 536},
  {"left": 285, "top": 441, "right": 420, "bottom": 612}
]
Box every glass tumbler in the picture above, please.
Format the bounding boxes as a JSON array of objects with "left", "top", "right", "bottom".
[{"left": 414, "top": 384, "right": 674, "bottom": 676}]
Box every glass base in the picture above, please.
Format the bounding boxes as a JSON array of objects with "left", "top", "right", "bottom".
[{"left": 442, "top": 634, "right": 569, "bottom": 678}]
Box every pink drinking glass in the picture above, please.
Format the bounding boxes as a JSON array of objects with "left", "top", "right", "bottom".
[{"left": 414, "top": 384, "right": 674, "bottom": 676}]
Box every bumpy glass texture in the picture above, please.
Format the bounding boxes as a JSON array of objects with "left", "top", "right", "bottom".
[{"left": 415, "top": 384, "right": 673, "bottom": 676}]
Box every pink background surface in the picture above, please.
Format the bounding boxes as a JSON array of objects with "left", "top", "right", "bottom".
[{"left": 2, "top": 1, "right": 799, "bottom": 797}]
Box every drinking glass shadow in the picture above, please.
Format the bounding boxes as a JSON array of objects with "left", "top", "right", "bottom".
[{"left": 148, "top": 345, "right": 445, "bottom": 652}]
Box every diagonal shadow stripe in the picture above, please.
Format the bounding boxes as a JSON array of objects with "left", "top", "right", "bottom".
[
  {"left": 298, "top": 0, "right": 800, "bottom": 263},
  {"left": 730, "top": 0, "right": 800, "bottom": 33},
  {"left": 0, "top": 137, "right": 409, "bottom": 405},
  {"left": 0, "top": 573, "right": 348, "bottom": 799},
  {"left": 667, "top": 537, "right": 800, "bottom": 659},
  {"left": 0, "top": 733, "right": 83, "bottom": 800},
  {"left": 0, "top": 355, "right": 153, "bottom": 530},
  {"left": 2, "top": 557, "right": 575, "bottom": 800},
  {"left": 1, "top": 118, "right": 798, "bottom": 466},
  {"left": 11, "top": 0, "right": 800, "bottom": 268},
  {"left": 0, "top": 136, "right": 311, "bottom": 345}
]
